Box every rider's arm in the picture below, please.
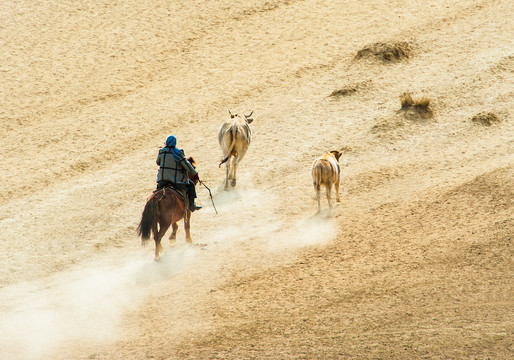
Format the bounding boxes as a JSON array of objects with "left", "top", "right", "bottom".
[{"left": 179, "top": 151, "right": 198, "bottom": 177}]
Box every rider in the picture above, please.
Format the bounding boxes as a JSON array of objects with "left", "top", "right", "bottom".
[{"left": 156, "top": 135, "right": 202, "bottom": 212}]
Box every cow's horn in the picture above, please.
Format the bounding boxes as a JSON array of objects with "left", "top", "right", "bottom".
[
  {"left": 228, "top": 110, "right": 232, "bottom": 115},
  {"left": 246, "top": 111, "right": 253, "bottom": 117}
]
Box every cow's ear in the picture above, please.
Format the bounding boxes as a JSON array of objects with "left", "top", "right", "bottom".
[{"left": 246, "top": 118, "right": 254, "bottom": 124}]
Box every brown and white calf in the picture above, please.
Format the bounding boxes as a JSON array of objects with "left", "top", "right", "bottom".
[
  {"left": 311, "top": 150, "right": 342, "bottom": 213},
  {"left": 218, "top": 110, "right": 253, "bottom": 189}
]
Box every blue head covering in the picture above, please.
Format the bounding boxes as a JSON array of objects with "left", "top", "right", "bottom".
[{"left": 165, "top": 135, "right": 183, "bottom": 161}]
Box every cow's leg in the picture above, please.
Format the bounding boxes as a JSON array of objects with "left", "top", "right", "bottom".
[
  {"left": 231, "top": 158, "right": 238, "bottom": 187},
  {"left": 232, "top": 147, "right": 248, "bottom": 188},
  {"left": 224, "top": 160, "right": 230, "bottom": 189},
  {"left": 184, "top": 210, "right": 193, "bottom": 245},
  {"left": 169, "top": 222, "right": 179, "bottom": 247},
  {"left": 154, "top": 220, "right": 170, "bottom": 261}
]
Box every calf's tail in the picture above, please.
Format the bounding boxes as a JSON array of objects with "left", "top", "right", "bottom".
[{"left": 312, "top": 161, "right": 322, "bottom": 190}]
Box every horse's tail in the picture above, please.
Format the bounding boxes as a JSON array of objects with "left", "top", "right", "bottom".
[{"left": 137, "top": 195, "right": 159, "bottom": 245}]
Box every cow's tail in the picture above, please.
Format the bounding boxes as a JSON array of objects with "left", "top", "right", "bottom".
[
  {"left": 137, "top": 196, "right": 159, "bottom": 245},
  {"left": 219, "top": 155, "right": 230, "bottom": 167},
  {"left": 219, "top": 127, "right": 238, "bottom": 167}
]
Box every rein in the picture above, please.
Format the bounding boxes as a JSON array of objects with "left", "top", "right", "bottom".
[{"left": 199, "top": 180, "right": 218, "bottom": 215}]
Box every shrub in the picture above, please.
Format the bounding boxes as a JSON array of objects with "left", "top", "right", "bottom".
[
  {"left": 399, "top": 92, "right": 432, "bottom": 119},
  {"left": 400, "top": 92, "right": 414, "bottom": 109}
]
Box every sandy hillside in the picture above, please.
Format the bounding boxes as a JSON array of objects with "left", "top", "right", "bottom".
[{"left": 0, "top": 0, "right": 512, "bottom": 359}]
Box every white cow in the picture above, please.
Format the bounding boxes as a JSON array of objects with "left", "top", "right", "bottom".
[
  {"left": 311, "top": 150, "right": 342, "bottom": 213},
  {"left": 218, "top": 110, "right": 253, "bottom": 189}
]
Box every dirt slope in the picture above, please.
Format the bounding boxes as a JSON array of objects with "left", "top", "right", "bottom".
[{"left": 0, "top": 0, "right": 512, "bottom": 359}]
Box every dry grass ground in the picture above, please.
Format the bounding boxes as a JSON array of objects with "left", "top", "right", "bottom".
[{"left": 0, "top": 1, "right": 512, "bottom": 359}]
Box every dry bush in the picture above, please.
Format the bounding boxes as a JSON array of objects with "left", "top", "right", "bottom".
[
  {"left": 400, "top": 92, "right": 414, "bottom": 108},
  {"left": 355, "top": 41, "right": 413, "bottom": 62},
  {"left": 399, "top": 92, "right": 433, "bottom": 119},
  {"left": 471, "top": 112, "right": 501, "bottom": 126},
  {"left": 413, "top": 96, "right": 431, "bottom": 110},
  {"left": 401, "top": 92, "right": 431, "bottom": 110}
]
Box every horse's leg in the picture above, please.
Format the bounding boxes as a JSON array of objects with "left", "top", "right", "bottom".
[
  {"left": 184, "top": 210, "right": 192, "bottom": 245},
  {"left": 169, "top": 222, "right": 178, "bottom": 247},
  {"left": 153, "top": 235, "right": 163, "bottom": 262},
  {"left": 154, "top": 219, "right": 171, "bottom": 261}
]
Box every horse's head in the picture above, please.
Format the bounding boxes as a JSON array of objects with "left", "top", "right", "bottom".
[{"left": 187, "top": 157, "right": 199, "bottom": 184}]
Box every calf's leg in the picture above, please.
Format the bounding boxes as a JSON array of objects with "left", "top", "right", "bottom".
[
  {"left": 315, "top": 184, "right": 321, "bottom": 213},
  {"left": 325, "top": 183, "right": 333, "bottom": 209},
  {"left": 335, "top": 177, "right": 341, "bottom": 202}
]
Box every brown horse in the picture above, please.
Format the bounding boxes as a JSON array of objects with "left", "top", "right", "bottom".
[{"left": 137, "top": 157, "right": 198, "bottom": 261}]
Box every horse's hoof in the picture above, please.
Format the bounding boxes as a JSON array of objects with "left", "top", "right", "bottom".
[
  {"left": 170, "top": 239, "right": 176, "bottom": 247},
  {"left": 231, "top": 179, "right": 236, "bottom": 187},
  {"left": 154, "top": 256, "right": 160, "bottom": 262}
]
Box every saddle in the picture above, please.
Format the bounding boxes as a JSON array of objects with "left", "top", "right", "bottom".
[{"left": 153, "top": 182, "right": 187, "bottom": 201}]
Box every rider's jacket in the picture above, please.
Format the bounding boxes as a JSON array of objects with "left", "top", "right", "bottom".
[{"left": 156, "top": 146, "right": 197, "bottom": 185}]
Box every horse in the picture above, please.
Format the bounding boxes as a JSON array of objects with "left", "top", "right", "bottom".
[{"left": 137, "top": 157, "right": 198, "bottom": 261}]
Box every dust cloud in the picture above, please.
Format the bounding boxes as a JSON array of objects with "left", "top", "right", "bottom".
[
  {"left": 205, "top": 179, "right": 336, "bottom": 252},
  {"left": 0, "top": 248, "right": 195, "bottom": 360},
  {"left": 267, "top": 214, "right": 337, "bottom": 252}
]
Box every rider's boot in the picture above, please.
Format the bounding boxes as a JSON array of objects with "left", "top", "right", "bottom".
[{"left": 190, "top": 201, "right": 202, "bottom": 212}]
